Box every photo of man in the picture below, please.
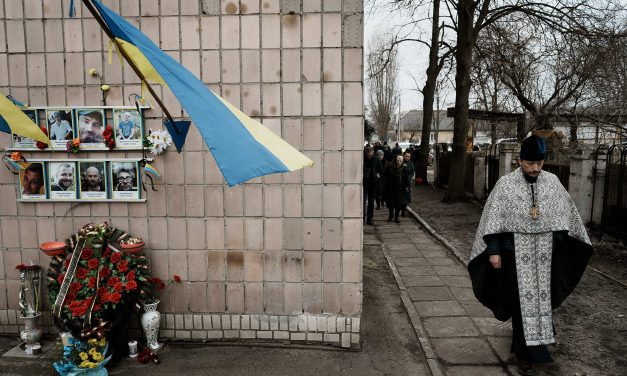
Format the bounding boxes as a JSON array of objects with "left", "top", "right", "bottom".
[
  {"left": 46, "top": 109, "right": 74, "bottom": 149},
  {"left": 77, "top": 109, "right": 106, "bottom": 147},
  {"left": 79, "top": 162, "right": 107, "bottom": 199},
  {"left": 49, "top": 162, "right": 77, "bottom": 199},
  {"left": 12, "top": 110, "right": 39, "bottom": 149},
  {"left": 19, "top": 162, "right": 46, "bottom": 200},
  {"left": 113, "top": 109, "right": 142, "bottom": 148},
  {"left": 111, "top": 162, "right": 139, "bottom": 199}
]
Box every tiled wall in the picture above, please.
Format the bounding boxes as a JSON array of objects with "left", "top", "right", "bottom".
[{"left": 0, "top": 0, "right": 364, "bottom": 346}]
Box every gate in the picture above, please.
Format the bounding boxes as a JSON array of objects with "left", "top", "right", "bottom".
[
  {"left": 542, "top": 162, "right": 570, "bottom": 191},
  {"left": 602, "top": 144, "right": 627, "bottom": 237},
  {"left": 485, "top": 144, "right": 499, "bottom": 195}
]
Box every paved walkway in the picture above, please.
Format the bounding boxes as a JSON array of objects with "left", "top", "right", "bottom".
[{"left": 365, "top": 205, "right": 521, "bottom": 376}]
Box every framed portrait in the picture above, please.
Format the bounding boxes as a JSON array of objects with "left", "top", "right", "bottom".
[
  {"left": 48, "top": 162, "right": 77, "bottom": 199},
  {"left": 11, "top": 109, "right": 39, "bottom": 149},
  {"left": 113, "top": 109, "right": 143, "bottom": 148},
  {"left": 110, "top": 161, "right": 140, "bottom": 200},
  {"left": 18, "top": 162, "right": 47, "bottom": 200},
  {"left": 46, "top": 109, "right": 74, "bottom": 149},
  {"left": 78, "top": 161, "right": 108, "bottom": 200},
  {"left": 76, "top": 109, "right": 106, "bottom": 149}
]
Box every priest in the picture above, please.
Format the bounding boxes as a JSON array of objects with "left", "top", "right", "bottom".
[{"left": 468, "top": 135, "right": 592, "bottom": 376}]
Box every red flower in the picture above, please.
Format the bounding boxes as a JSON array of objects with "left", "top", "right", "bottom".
[
  {"left": 93, "top": 304, "right": 102, "bottom": 312},
  {"left": 126, "top": 271, "right": 136, "bottom": 281},
  {"left": 88, "top": 277, "right": 96, "bottom": 288},
  {"left": 57, "top": 274, "right": 66, "bottom": 284},
  {"left": 107, "top": 277, "right": 120, "bottom": 287},
  {"left": 64, "top": 259, "right": 70, "bottom": 268},
  {"left": 125, "top": 280, "right": 138, "bottom": 291},
  {"left": 117, "top": 259, "right": 128, "bottom": 273},
  {"left": 173, "top": 275, "right": 182, "bottom": 283},
  {"left": 151, "top": 277, "right": 162, "bottom": 284},
  {"left": 81, "top": 248, "right": 93, "bottom": 260},
  {"left": 69, "top": 282, "right": 81, "bottom": 293},
  {"left": 100, "top": 267, "right": 110, "bottom": 278},
  {"left": 66, "top": 292, "right": 76, "bottom": 302},
  {"left": 159, "top": 281, "right": 165, "bottom": 289},
  {"left": 109, "top": 292, "right": 121, "bottom": 303},
  {"left": 103, "top": 248, "right": 111, "bottom": 257},
  {"left": 35, "top": 127, "right": 49, "bottom": 150},
  {"left": 69, "top": 301, "right": 80, "bottom": 310},
  {"left": 76, "top": 268, "right": 88, "bottom": 279},
  {"left": 88, "top": 258, "right": 99, "bottom": 270},
  {"left": 110, "top": 252, "right": 122, "bottom": 264},
  {"left": 114, "top": 282, "right": 124, "bottom": 292},
  {"left": 98, "top": 286, "right": 108, "bottom": 297},
  {"left": 72, "top": 306, "right": 87, "bottom": 317}
]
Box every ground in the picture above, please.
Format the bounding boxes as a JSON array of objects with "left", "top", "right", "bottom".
[{"left": 410, "top": 184, "right": 627, "bottom": 376}]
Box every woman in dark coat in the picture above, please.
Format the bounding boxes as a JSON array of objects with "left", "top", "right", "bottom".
[{"left": 382, "top": 155, "right": 411, "bottom": 223}]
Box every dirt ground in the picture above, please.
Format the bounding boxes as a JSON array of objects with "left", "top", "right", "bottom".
[{"left": 410, "top": 184, "right": 627, "bottom": 376}]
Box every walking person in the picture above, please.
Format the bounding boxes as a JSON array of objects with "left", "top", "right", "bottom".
[
  {"left": 468, "top": 135, "right": 592, "bottom": 376},
  {"left": 375, "top": 149, "right": 386, "bottom": 209},
  {"left": 363, "top": 146, "right": 382, "bottom": 225},
  {"left": 382, "top": 155, "right": 410, "bottom": 223},
  {"left": 399, "top": 150, "right": 415, "bottom": 217}
]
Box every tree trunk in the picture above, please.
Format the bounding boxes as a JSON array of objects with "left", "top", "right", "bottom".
[
  {"left": 416, "top": 0, "right": 441, "bottom": 184},
  {"left": 443, "top": 0, "right": 474, "bottom": 202}
]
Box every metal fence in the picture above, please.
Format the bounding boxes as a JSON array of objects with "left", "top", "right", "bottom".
[{"left": 602, "top": 144, "right": 627, "bottom": 237}]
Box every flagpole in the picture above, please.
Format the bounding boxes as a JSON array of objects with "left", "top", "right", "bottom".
[{"left": 80, "top": 0, "right": 179, "bottom": 131}]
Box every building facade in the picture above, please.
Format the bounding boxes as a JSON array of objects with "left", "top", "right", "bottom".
[{"left": 0, "top": 0, "right": 364, "bottom": 348}]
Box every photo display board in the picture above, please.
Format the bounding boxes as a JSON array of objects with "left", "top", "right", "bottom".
[
  {"left": 10, "top": 106, "right": 147, "bottom": 152},
  {"left": 15, "top": 159, "right": 144, "bottom": 202}
]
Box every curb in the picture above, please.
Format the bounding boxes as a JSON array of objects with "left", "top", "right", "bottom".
[
  {"left": 406, "top": 206, "right": 469, "bottom": 267},
  {"left": 381, "top": 244, "right": 445, "bottom": 376}
]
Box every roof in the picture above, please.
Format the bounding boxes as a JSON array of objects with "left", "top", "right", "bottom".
[{"left": 400, "top": 110, "right": 454, "bottom": 131}]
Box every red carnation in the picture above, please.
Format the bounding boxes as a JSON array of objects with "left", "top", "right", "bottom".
[
  {"left": 81, "top": 248, "right": 93, "bottom": 260},
  {"left": 110, "top": 252, "right": 122, "bottom": 264},
  {"left": 88, "top": 258, "right": 99, "bottom": 270},
  {"left": 57, "top": 274, "right": 65, "bottom": 284},
  {"left": 125, "top": 280, "right": 138, "bottom": 291},
  {"left": 88, "top": 277, "right": 96, "bottom": 288},
  {"left": 66, "top": 292, "right": 76, "bottom": 302},
  {"left": 69, "top": 282, "right": 81, "bottom": 293},
  {"left": 69, "top": 301, "right": 80, "bottom": 310},
  {"left": 35, "top": 127, "right": 49, "bottom": 150},
  {"left": 76, "top": 268, "right": 88, "bottom": 279},
  {"left": 64, "top": 259, "right": 70, "bottom": 268},
  {"left": 173, "top": 275, "right": 182, "bottom": 283},
  {"left": 126, "top": 271, "right": 136, "bottom": 281},
  {"left": 107, "top": 277, "right": 120, "bottom": 287},
  {"left": 100, "top": 267, "right": 110, "bottom": 278},
  {"left": 109, "top": 292, "right": 121, "bottom": 303},
  {"left": 117, "top": 259, "right": 128, "bottom": 273},
  {"left": 159, "top": 281, "right": 166, "bottom": 289},
  {"left": 103, "top": 248, "right": 111, "bottom": 257},
  {"left": 98, "top": 286, "right": 108, "bottom": 296},
  {"left": 73, "top": 306, "right": 87, "bottom": 317},
  {"left": 114, "top": 282, "right": 124, "bottom": 292},
  {"left": 93, "top": 304, "right": 102, "bottom": 312}
]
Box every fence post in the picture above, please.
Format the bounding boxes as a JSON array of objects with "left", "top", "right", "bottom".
[{"left": 498, "top": 142, "right": 520, "bottom": 178}]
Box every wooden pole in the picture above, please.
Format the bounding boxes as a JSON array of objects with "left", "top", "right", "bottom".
[{"left": 80, "top": 0, "right": 179, "bottom": 132}]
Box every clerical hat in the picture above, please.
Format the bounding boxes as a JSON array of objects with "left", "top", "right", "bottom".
[{"left": 519, "top": 135, "right": 546, "bottom": 161}]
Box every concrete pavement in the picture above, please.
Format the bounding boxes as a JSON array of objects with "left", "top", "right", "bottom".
[{"left": 365, "top": 205, "right": 523, "bottom": 376}]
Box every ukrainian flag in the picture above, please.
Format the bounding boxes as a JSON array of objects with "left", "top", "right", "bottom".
[
  {"left": 91, "top": 1, "right": 313, "bottom": 187},
  {"left": 0, "top": 94, "right": 49, "bottom": 144}
]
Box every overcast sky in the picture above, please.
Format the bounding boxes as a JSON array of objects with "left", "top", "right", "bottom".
[{"left": 364, "top": 0, "right": 436, "bottom": 111}]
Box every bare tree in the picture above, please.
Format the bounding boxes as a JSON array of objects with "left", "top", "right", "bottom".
[{"left": 367, "top": 34, "right": 399, "bottom": 142}]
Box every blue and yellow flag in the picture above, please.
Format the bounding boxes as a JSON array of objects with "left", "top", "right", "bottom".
[
  {"left": 0, "top": 94, "right": 49, "bottom": 144},
  {"left": 91, "top": 1, "right": 313, "bottom": 187}
]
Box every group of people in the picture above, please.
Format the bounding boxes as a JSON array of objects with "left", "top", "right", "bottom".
[{"left": 363, "top": 142, "right": 416, "bottom": 225}]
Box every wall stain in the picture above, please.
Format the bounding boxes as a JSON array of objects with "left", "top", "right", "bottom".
[
  {"left": 243, "top": 90, "right": 250, "bottom": 98},
  {"left": 270, "top": 106, "right": 277, "bottom": 115},
  {"left": 323, "top": 71, "right": 332, "bottom": 81},
  {"left": 224, "top": 88, "right": 232, "bottom": 96},
  {"left": 240, "top": 3, "right": 248, "bottom": 13},
  {"left": 225, "top": 2, "right": 238, "bottom": 14},
  {"left": 251, "top": 109, "right": 260, "bottom": 117},
  {"left": 263, "top": 2, "right": 270, "bottom": 9},
  {"left": 282, "top": 13, "right": 299, "bottom": 27},
  {"left": 227, "top": 252, "right": 244, "bottom": 266}
]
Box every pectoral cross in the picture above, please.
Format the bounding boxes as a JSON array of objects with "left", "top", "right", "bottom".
[{"left": 530, "top": 206, "right": 540, "bottom": 220}]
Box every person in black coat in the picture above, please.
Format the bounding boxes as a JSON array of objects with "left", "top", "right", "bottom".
[
  {"left": 363, "top": 146, "right": 382, "bottom": 225},
  {"left": 382, "top": 155, "right": 410, "bottom": 223}
]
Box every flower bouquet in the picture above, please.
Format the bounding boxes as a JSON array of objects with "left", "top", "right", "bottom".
[
  {"left": 119, "top": 237, "right": 144, "bottom": 254},
  {"left": 46, "top": 223, "right": 151, "bottom": 340},
  {"left": 53, "top": 336, "right": 112, "bottom": 376}
]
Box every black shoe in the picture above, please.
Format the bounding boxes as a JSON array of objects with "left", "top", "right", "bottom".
[
  {"left": 395, "top": 218, "right": 400, "bottom": 224},
  {"left": 376, "top": 205, "right": 380, "bottom": 210},
  {"left": 387, "top": 217, "right": 393, "bottom": 222},
  {"left": 366, "top": 220, "right": 374, "bottom": 225},
  {"left": 516, "top": 357, "right": 536, "bottom": 376},
  {"left": 400, "top": 212, "right": 406, "bottom": 217}
]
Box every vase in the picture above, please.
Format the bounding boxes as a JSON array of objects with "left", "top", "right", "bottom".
[
  {"left": 18, "top": 267, "right": 41, "bottom": 317},
  {"left": 20, "top": 314, "right": 42, "bottom": 354},
  {"left": 141, "top": 301, "right": 162, "bottom": 351}
]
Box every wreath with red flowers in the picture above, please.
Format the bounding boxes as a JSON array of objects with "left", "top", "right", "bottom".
[{"left": 46, "top": 223, "right": 150, "bottom": 338}]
